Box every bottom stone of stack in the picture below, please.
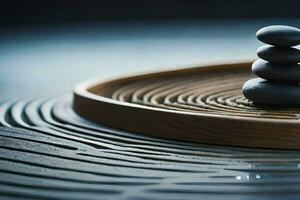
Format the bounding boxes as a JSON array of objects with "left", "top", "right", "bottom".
[{"left": 242, "top": 78, "right": 300, "bottom": 107}]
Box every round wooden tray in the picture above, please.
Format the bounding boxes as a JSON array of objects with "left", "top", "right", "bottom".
[{"left": 73, "top": 62, "right": 300, "bottom": 149}]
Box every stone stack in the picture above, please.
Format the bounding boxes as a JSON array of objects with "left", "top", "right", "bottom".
[{"left": 243, "top": 25, "right": 300, "bottom": 107}]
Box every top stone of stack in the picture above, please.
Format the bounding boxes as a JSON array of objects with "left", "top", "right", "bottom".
[{"left": 257, "top": 25, "right": 300, "bottom": 47}]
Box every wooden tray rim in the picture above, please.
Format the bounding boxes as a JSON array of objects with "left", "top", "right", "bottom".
[{"left": 73, "top": 61, "right": 299, "bottom": 125}]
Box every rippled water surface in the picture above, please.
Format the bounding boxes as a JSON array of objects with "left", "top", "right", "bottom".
[{"left": 1, "top": 19, "right": 300, "bottom": 199}]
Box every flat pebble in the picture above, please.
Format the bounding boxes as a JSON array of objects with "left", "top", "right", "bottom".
[
  {"left": 252, "top": 59, "right": 300, "bottom": 83},
  {"left": 257, "top": 25, "right": 300, "bottom": 47},
  {"left": 257, "top": 45, "right": 300, "bottom": 63},
  {"left": 242, "top": 78, "right": 300, "bottom": 107}
]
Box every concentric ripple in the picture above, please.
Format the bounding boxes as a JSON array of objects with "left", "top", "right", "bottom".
[
  {"left": 2, "top": 94, "right": 300, "bottom": 200},
  {"left": 2, "top": 64, "right": 300, "bottom": 199}
]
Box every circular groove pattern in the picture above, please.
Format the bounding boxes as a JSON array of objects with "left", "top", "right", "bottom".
[
  {"left": 3, "top": 62, "right": 300, "bottom": 199},
  {"left": 73, "top": 62, "right": 300, "bottom": 149},
  {"left": 111, "top": 71, "right": 300, "bottom": 119},
  {"left": 3, "top": 96, "right": 300, "bottom": 199}
]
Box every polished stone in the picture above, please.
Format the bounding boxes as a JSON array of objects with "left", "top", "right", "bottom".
[
  {"left": 252, "top": 59, "right": 300, "bottom": 83},
  {"left": 242, "top": 78, "right": 300, "bottom": 107},
  {"left": 257, "top": 25, "right": 300, "bottom": 47},
  {"left": 257, "top": 45, "right": 300, "bottom": 63}
]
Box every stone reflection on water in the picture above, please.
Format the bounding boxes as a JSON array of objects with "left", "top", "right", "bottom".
[{"left": 235, "top": 174, "right": 260, "bottom": 181}]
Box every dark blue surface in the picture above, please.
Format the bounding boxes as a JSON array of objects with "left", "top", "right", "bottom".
[{"left": 1, "top": 19, "right": 300, "bottom": 199}]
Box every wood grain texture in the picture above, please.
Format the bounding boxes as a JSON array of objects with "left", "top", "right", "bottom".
[
  {"left": 4, "top": 20, "right": 300, "bottom": 200},
  {"left": 74, "top": 62, "right": 300, "bottom": 149}
]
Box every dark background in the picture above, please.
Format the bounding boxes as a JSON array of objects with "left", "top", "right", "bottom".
[
  {"left": 1, "top": 0, "right": 300, "bottom": 26},
  {"left": 2, "top": 2, "right": 300, "bottom": 200}
]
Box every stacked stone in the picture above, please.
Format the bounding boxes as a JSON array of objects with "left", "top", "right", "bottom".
[{"left": 243, "top": 25, "right": 300, "bottom": 107}]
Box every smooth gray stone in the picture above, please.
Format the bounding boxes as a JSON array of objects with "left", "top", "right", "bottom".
[
  {"left": 252, "top": 59, "right": 300, "bottom": 83},
  {"left": 257, "top": 25, "right": 300, "bottom": 47},
  {"left": 242, "top": 78, "right": 300, "bottom": 107},
  {"left": 257, "top": 45, "right": 300, "bottom": 63}
]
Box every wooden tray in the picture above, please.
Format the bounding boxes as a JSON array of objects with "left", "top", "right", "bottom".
[{"left": 73, "top": 62, "right": 300, "bottom": 149}]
